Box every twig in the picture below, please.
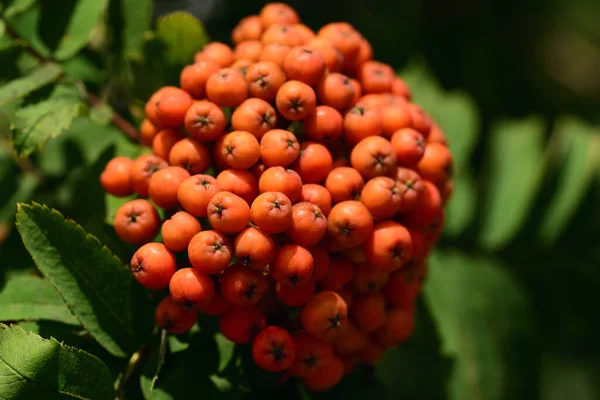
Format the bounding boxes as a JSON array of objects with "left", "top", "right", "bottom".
[
  {"left": 2, "top": 18, "right": 140, "bottom": 142},
  {"left": 115, "top": 344, "right": 151, "bottom": 400},
  {"left": 2, "top": 20, "right": 45, "bottom": 63},
  {"left": 88, "top": 93, "right": 139, "bottom": 141}
]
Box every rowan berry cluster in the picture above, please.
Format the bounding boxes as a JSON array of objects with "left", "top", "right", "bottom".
[{"left": 99, "top": 2, "right": 453, "bottom": 392}]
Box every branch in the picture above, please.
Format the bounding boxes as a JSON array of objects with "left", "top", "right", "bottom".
[{"left": 2, "top": 19, "right": 140, "bottom": 142}]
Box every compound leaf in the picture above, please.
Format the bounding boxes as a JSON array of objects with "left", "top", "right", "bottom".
[
  {"left": 10, "top": 83, "right": 84, "bottom": 157},
  {"left": 15, "top": 202, "right": 153, "bottom": 358}
]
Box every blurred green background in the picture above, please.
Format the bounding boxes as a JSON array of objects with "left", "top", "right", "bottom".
[{"left": 1, "top": 0, "right": 600, "bottom": 399}]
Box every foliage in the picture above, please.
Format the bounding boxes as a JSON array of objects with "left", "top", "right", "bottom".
[{"left": 0, "top": 1, "right": 599, "bottom": 399}]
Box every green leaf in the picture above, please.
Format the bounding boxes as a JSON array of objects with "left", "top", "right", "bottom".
[
  {"left": 53, "top": 0, "right": 109, "bottom": 60},
  {"left": 141, "top": 329, "right": 240, "bottom": 400},
  {"left": 122, "top": 0, "right": 152, "bottom": 58},
  {"left": 150, "top": 329, "right": 168, "bottom": 391},
  {"left": 537, "top": 116, "right": 600, "bottom": 245},
  {"left": 0, "top": 40, "right": 26, "bottom": 83},
  {"left": 3, "top": 0, "right": 37, "bottom": 18},
  {"left": 140, "top": 350, "right": 226, "bottom": 400},
  {"left": 215, "top": 332, "right": 236, "bottom": 374},
  {"left": 424, "top": 249, "right": 534, "bottom": 400},
  {"left": 10, "top": 83, "right": 84, "bottom": 157},
  {"left": 540, "top": 353, "right": 600, "bottom": 400},
  {"left": 443, "top": 172, "right": 477, "bottom": 238},
  {"left": 374, "top": 299, "right": 450, "bottom": 400},
  {"left": 0, "top": 323, "right": 114, "bottom": 399},
  {"left": 478, "top": 116, "right": 547, "bottom": 250},
  {"left": 89, "top": 103, "right": 114, "bottom": 125},
  {"left": 60, "top": 55, "right": 104, "bottom": 85},
  {"left": 5, "top": 5, "right": 52, "bottom": 58},
  {"left": 38, "top": 116, "right": 141, "bottom": 177},
  {"left": 0, "top": 274, "right": 79, "bottom": 325},
  {"left": 155, "top": 11, "right": 210, "bottom": 66},
  {"left": 15, "top": 203, "right": 153, "bottom": 358},
  {"left": 16, "top": 320, "right": 86, "bottom": 349},
  {"left": 0, "top": 62, "right": 62, "bottom": 108},
  {"left": 0, "top": 172, "right": 38, "bottom": 222}
]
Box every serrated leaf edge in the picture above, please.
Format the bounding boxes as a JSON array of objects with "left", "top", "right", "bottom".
[
  {"left": 15, "top": 202, "right": 137, "bottom": 357},
  {"left": 0, "top": 323, "right": 111, "bottom": 400}
]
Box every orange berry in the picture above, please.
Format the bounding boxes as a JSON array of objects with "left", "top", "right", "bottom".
[
  {"left": 303, "top": 105, "right": 343, "bottom": 143},
  {"left": 250, "top": 191, "right": 293, "bottom": 234},
  {"left": 152, "top": 129, "right": 185, "bottom": 160},
  {"left": 177, "top": 174, "right": 220, "bottom": 217},
  {"left": 252, "top": 326, "right": 296, "bottom": 372},
  {"left": 130, "top": 243, "right": 176, "bottom": 290},
  {"left": 219, "top": 306, "right": 266, "bottom": 344},
  {"left": 353, "top": 262, "right": 389, "bottom": 293},
  {"left": 343, "top": 104, "right": 383, "bottom": 145},
  {"left": 391, "top": 127, "right": 426, "bottom": 167},
  {"left": 168, "top": 138, "right": 211, "bottom": 175},
  {"left": 207, "top": 191, "right": 251, "bottom": 234},
  {"left": 148, "top": 166, "right": 190, "bottom": 210},
  {"left": 231, "top": 98, "right": 277, "bottom": 140},
  {"left": 218, "top": 130, "right": 261, "bottom": 170},
  {"left": 316, "top": 72, "right": 355, "bottom": 111},
  {"left": 180, "top": 60, "right": 221, "bottom": 99},
  {"left": 258, "top": 166, "right": 303, "bottom": 203},
  {"left": 350, "top": 136, "right": 397, "bottom": 180},
  {"left": 114, "top": 199, "right": 160, "bottom": 245},
  {"left": 234, "top": 227, "right": 276, "bottom": 270},
  {"left": 260, "top": 3, "right": 300, "bottom": 27},
  {"left": 417, "top": 142, "right": 453, "bottom": 186},
  {"left": 258, "top": 42, "right": 291, "bottom": 67},
  {"left": 139, "top": 119, "right": 158, "bottom": 147},
  {"left": 276, "top": 277, "right": 316, "bottom": 307},
  {"left": 216, "top": 169, "right": 259, "bottom": 205},
  {"left": 291, "top": 141, "right": 333, "bottom": 184},
  {"left": 300, "top": 183, "right": 332, "bottom": 216},
  {"left": 100, "top": 157, "right": 134, "bottom": 197},
  {"left": 259, "top": 129, "right": 300, "bottom": 167},
  {"left": 360, "top": 176, "right": 402, "bottom": 219},
  {"left": 326, "top": 200, "right": 374, "bottom": 250},
  {"left": 283, "top": 46, "right": 326, "bottom": 87},
  {"left": 233, "top": 40, "right": 263, "bottom": 62},
  {"left": 351, "top": 292, "right": 387, "bottom": 332},
  {"left": 321, "top": 256, "right": 355, "bottom": 292},
  {"left": 221, "top": 264, "right": 269, "bottom": 306},
  {"left": 363, "top": 220, "right": 413, "bottom": 271},
  {"left": 245, "top": 61, "right": 287, "bottom": 102},
  {"left": 130, "top": 154, "right": 169, "bottom": 197},
  {"left": 156, "top": 296, "right": 197, "bottom": 334},
  {"left": 169, "top": 268, "right": 215, "bottom": 309},
  {"left": 324, "top": 166, "right": 365, "bottom": 204},
  {"left": 301, "top": 291, "right": 348, "bottom": 342},
  {"left": 206, "top": 68, "right": 248, "bottom": 107},
  {"left": 232, "top": 15, "right": 263, "bottom": 44},
  {"left": 285, "top": 202, "right": 327, "bottom": 247},
  {"left": 275, "top": 80, "right": 317, "bottom": 121},
  {"left": 195, "top": 42, "right": 234, "bottom": 67},
  {"left": 270, "top": 243, "right": 314, "bottom": 287},
  {"left": 161, "top": 211, "right": 202, "bottom": 252},
  {"left": 188, "top": 230, "right": 233, "bottom": 274},
  {"left": 184, "top": 100, "right": 227, "bottom": 141}
]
